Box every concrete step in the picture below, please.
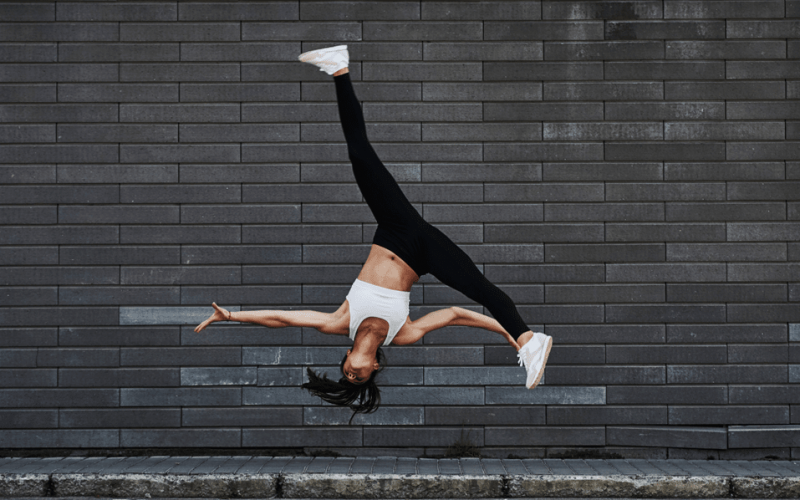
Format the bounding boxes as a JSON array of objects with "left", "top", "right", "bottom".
[{"left": 2, "top": 456, "right": 800, "bottom": 498}]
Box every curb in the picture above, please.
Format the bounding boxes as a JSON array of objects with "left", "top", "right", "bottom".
[{"left": 4, "top": 471, "right": 800, "bottom": 498}]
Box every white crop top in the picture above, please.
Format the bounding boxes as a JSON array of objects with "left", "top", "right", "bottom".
[{"left": 345, "top": 278, "right": 410, "bottom": 347}]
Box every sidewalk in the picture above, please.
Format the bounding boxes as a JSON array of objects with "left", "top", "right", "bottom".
[{"left": 3, "top": 455, "right": 800, "bottom": 498}]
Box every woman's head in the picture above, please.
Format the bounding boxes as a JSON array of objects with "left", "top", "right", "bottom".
[{"left": 301, "top": 347, "right": 385, "bottom": 424}]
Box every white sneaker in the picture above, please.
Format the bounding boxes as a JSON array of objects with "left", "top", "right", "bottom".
[
  {"left": 298, "top": 44, "right": 349, "bottom": 76},
  {"left": 517, "top": 332, "right": 552, "bottom": 389}
]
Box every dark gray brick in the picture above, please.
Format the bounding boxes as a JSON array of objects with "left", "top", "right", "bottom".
[
  {"left": 243, "top": 21, "right": 359, "bottom": 40},
  {"left": 424, "top": 1, "right": 540, "bottom": 20},
  {"left": 0, "top": 268, "right": 119, "bottom": 286},
  {"left": 121, "top": 347, "right": 240, "bottom": 366},
  {"left": 121, "top": 266, "right": 240, "bottom": 285},
  {"left": 544, "top": 1, "right": 662, "bottom": 19},
  {"left": 546, "top": 122, "right": 660, "bottom": 141},
  {"left": 182, "top": 245, "right": 298, "bottom": 265},
  {"left": 607, "top": 385, "right": 727, "bottom": 404},
  {"left": 485, "top": 102, "right": 604, "bottom": 121},
  {"left": 37, "top": 348, "right": 119, "bottom": 367},
  {"left": 607, "top": 21, "right": 724, "bottom": 40},
  {"left": 607, "top": 345, "right": 725, "bottom": 364},
  {"left": 607, "top": 263, "right": 726, "bottom": 282},
  {"left": 545, "top": 42, "right": 663, "bottom": 61},
  {"left": 608, "top": 426, "right": 726, "bottom": 450},
  {"left": 60, "top": 409, "right": 180, "bottom": 428},
  {"left": 425, "top": 367, "right": 526, "bottom": 386},
  {"left": 728, "top": 304, "right": 800, "bottom": 323},
  {"left": 181, "top": 285, "right": 300, "bottom": 305},
  {"left": 728, "top": 181, "right": 800, "bottom": 200},
  {"left": 181, "top": 204, "right": 298, "bottom": 224},
  {"left": 0, "top": 3, "right": 54, "bottom": 21},
  {"left": 668, "top": 202, "right": 785, "bottom": 221},
  {"left": 548, "top": 405, "right": 666, "bottom": 425},
  {"left": 0, "top": 83, "right": 56, "bottom": 102},
  {"left": 548, "top": 325, "right": 672, "bottom": 344},
  {"left": 363, "top": 21, "right": 481, "bottom": 41},
  {"left": 0, "top": 328, "right": 57, "bottom": 347},
  {"left": 666, "top": 122, "right": 783, "bottom": 141},
  {"left": 181, "top": 367, "right": 256, "bottom": 386},
  {"left": 486, "top": 62, "right": 603, "bottom": 81},
  {"left": 60, "top": 327, "right": 180, "bottom": 346},
  {"left": 300, "top": 1, "right": 418, "bottom": 20},
  {"left": 120, "top": 22, "right": 239, "bottom": 42},
  {"left": 546, "top": 366, "right": 665, "bottom": 385},
  {"left": 547, "top": 284, "right": 664, "bottom": 303},
  {"left": 183, "top": 407, "right": 301, "bottom": 427},
  {"left": 728, "top": 102, "right": 800, "bottom": 120},
  {"left": 730, "top": 386, "right": 800, "bottom": 404},
  {"left": 668, "top": 284, "right": 786, "bottom": 302},
  {"left": 58, "top": 83, "right": 178, "bottom": 102},
  {"left": 0, "top": 410, "right": 57, "bottom": 429},
  {"left": 668, "top": 41, "right": 784, "bottom": 60},
  {"left": 58, "top": 43, "right": 178, "bottom": 62},
  {"left": 306, "top": 407, "right": 424, "bottom": 426},
  {"left": 180, "top": 2, "right": 297, "bottom": 21},
  {"left": 728, "top": 142, "right": 800, "bottom": 161},
  {"left": 485, "top": 20, "right": 602, "bottom": 40},
  {"left": 59, "top": 286, "right": 179, "bottom": 306},
  {"left": 666, "top": 0, "right": 783, "bottom": 18},
  {"left": 0, "top": 123, "right": 53, "bottom": 142},
  {"left": 180, "top": 164, "right": 298, "bottom": 183},
  {"left": 728, "top": 264, "right": 800, "bottom": 282},
  {"left": 668, "top": 324, "right": 786, "bottom": 343},
  {"left": 0, "top": 64, "right": 118, "bottom": 82},
  {"left": 606, "top": 142, "right": 725, "bottom": 162},
  {"left": 426, "top": 406, "right": 545, "bottom": 425},
  {"left": 60, "top": 246, "right": 179, "bottom": 265},
  {"left": 59, "top": 205, "right": 179, "bottom": 224},
  {"left": 120, "top": 224, "right": 240, "bottom": 244},
  {"left": 545, "top": 202, "right": 662, "bottom": 221},
  {"left": 424, "top": 123, "right": 541, "bottom": 142},
  {"left": 605, "top": 223, "right": 726, "bottom": 242},
  {"left": 606, "top": 102, "right": 724, "bottom": 121},
  {"left": 730, "top": 344, "right": 787, "bottom": 363},
  {"left": 59, "top": 368, "right": 178, "bottom": 388},
  {"left": 0, "top": 369, "right": 56, "bottom": 387},
  {"left": 671, "top": 406, "right": 788, "bottom": 426},
  {"left": 606, "top": 304, "right": 726, "bottom": 323},
  {"left": 0, "top": 430, "right": 118, "bottom": 448},
  {"left": 2, "top": 226, "right": 118, "bottom": 245},
  {"left": 121, "top": 429, "right": 240, "bottom": 448},
  {"left": 729, "top": 223, "right": 800, "bottom": 241},
  {"left": 669, "top": 365, "right": 786, "bottom": 384},
  {"left": 243, "top": 428, "right": 361, "bottom": 447},
  {"left": 666, "top": 81, "right": 784, "bottom": 100},
  {"left": 545, "top": 243, "right": 664, "bottom": 262},
  {"left": 0, "top": 22, "right": 118, "bottom": 41},
  {"left": 0, "top": 186, "right": 118, "bottom": 204},
  {"left": 57, "top": 165, "right": 177, "bottom": 183},
  {"left": 257, "top": 367, "right": 305, "bottom": 386},
  {"left": 425, "top": 41, "right": 542, "bottom": 61},
  {"left": 486, "top": 386, "right": 605, "bottom": 405},
  {"left": 121, "top": 388, "right": 240, "bottom": 406},
  {"left": 0, "top": 348, "right": 36, "bottom": 367},
  {"left": 181, "top": 82, "right": 297, "bottom": 101},
  {"left": 486, "top": 426, "right": 604, "bottom": 446},
  {"left": 668, "top": 243, "right": 786, "bottom": 261},
  {"left": 120, "top": 144, "right": 239, "bottom": 163},
  {"left": 1, "top": 286, "right": 57, "bottom": 306},
  {"left": 0, "top": 165, "right": 55, "bottom": 184},
  {"left": 0, "top": 307, "right": 118, "bottom": 326},
  {"left": 58, "top": 3, "right": 176, "bottom": 21},
  {"left": 365, "top": 427, "right": 483, "bottom": 447},
  {"left": 0, "top": 389, "right": 119, "bottom": 407},
  {"left": 57, "top": 124, "right": 177, "bottom": 143}
]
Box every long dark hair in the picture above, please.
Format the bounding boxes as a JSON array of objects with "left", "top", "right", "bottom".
[{"left": 301, "top": 347, "right": 385, "bottom": 425}]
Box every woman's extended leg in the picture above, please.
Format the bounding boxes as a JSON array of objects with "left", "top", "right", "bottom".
[
  {"left": 333, "top": 71, "right": 421, "bottom": 229},
  {"left": 420, "top": 223, "right": 531, "bottom": 341}
]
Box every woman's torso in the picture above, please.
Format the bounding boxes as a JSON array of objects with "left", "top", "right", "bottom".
[{"left": 327, "top": 244, "right": 418, "bottom": 337}]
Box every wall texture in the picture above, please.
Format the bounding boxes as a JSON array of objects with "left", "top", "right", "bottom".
[{"left": 1, "top": 0, "right": 799, "bottom": 459}]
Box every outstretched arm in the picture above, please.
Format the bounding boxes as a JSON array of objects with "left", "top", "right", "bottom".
[
  {"left": 194, "top": 302, "right": 334, "bottom": 333},
  {"left": 451, "top": 306, "right": 520, "bottom": 351}
]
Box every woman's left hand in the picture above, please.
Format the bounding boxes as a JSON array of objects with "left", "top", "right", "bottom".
[{"left": 194, "top": 302, "right": 230, "bottom": 332}]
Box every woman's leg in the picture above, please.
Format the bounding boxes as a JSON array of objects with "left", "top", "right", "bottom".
[
  {"left": 421, "top": 222, "right": 531, "bottom": 341},
  {"left": 333, "top": 72, "right": 421, "bottom": 228}
]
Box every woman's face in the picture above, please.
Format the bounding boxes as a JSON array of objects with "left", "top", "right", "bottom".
[{"left": 342, "top": 349, "right": 378, "bottom": 385}]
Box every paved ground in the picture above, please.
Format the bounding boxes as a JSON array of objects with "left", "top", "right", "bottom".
[{"left": 3, "top": 456, "right": 800, "bottom": 498}]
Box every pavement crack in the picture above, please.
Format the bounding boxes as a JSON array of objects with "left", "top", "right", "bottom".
[{"left": 276, "top": 473, "right": 285, "bottom": 498}]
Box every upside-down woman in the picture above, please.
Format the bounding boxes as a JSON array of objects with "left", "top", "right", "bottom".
[{"left": 195, "top": 45, "right": 553, "bottom": 422}]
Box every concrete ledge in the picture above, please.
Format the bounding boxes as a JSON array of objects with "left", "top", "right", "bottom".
[
  {"left": 0, "top": 474, "right": 49, "bottom": 497},
  {"left": 732, "top": 476, "right": 800, "bottom": 499},
  {"left": 508, "top": 474, "right": 730, "bottom": 498},
  {"left": 281, "top": 473, "right": 504, "bottom": 499},
  {"left": 50, "top": 473, "right": 277, "bottom": 498}
]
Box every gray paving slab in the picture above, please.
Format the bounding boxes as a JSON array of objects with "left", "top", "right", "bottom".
[
  {"left": 757, "top": 460, "right": 797, "bottom": 476},
  {"left": 305, "top": 456, "right": 334, "bottom": 474},
  {"left": 459, "top": 457, "right": 484, "bottom": 475},
  {"left": 326, "top": 457, "right": 354, "bottom": 474},
  {"left": 213, "top": 456, "right": 252, "bottom": 474},
  {"left": 437, "top": 458, "right": 461, "bottom": 475},
  {"left": 66, "top": 457, "right": 108, "bottom": 473},
  {"left": 543, "top": 458, "right": 574, "bottom": 475},
  {"left": 83, "top": 457, "right": 126, "bottom": 474},
  {"left": 563, "top": 458, "right": 598, "bottom": 475},
  {"left": 125, "top": 456, "right": 171, "bottom": 474},
  {"left": 665, "top": 458, "right": 706, "bottom": 476},
  {"left": 481, "top": 458, "right": 506, "bottom": 475},
  {"left": 143, "top": 457, "right": 184, "bottom": 475},
  {"left": 583, "top": 459, "right": 622, "bottom": 475},
  {"left": 394, "top": 457, "right": 416, "bottom": 475},
  {"left": 259, "top": 456, "right": 292, "bottom": 474},
  {"left": 626, "top": 458, "right": 669, "bottom": 475},
  {"left": 348, "top": 456, "right": 375, "bottom": 474},
  {"left": 97, "top": 456, "right": 149, "bottom": 474},
  {"left": 773, "top": 460, "right": 800, "bottom": 475},
  {"left": 501, "top": 458, "right": 528, "bottom": 475},
  {"left": 521, "top": 458, "right": 551, "bottom": 475},
  {"left": 751, "top": 459, "right": 785, "bottom": 477},
  {"left": 282, "top": 456, "right": 314, "bottom": 474},
  {"left": 416, "top": 458, "right": 438, "bottom": 475},
  {"left": 235, "top": 456, "right": 272, "bottom": 475},
  {"left": 163, "top": 456, "right": 209, "bottom": 475},
  {"left": 372, "top": 456, "right": 396, "bottom": 474},
  {"left": 687, "top": 459, "right": 733, "bottom": 476},
  {"left": 0, "top": 457, "right": 38, "bottom": 473},
  {"left": 606, "top": 459, "right": 642, "bottom": 475},
  {"left": 15, "top": 457, "right": 62, "bottom": 474},
  {"left": 643, "top": 459, "right": 689, "bottom": 476}
]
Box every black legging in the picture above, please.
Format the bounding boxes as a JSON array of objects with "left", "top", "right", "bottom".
[{"left": 334, "top": 72, "right": 530, "bottom": 340}]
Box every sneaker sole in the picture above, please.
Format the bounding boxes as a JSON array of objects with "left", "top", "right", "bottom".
[
  {"left": 298, "top": 45, "right": 348, "bottom": 62},
  {"left": 528, "top": 335, "right": 552, "bottom": 389}
]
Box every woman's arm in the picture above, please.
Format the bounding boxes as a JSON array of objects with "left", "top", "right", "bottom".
[
  {"left": 194, "top": 303, "right": 334, "bottom": 333},
  {"left": 451, "top": 306, "right": 520, "bottom": 351}
]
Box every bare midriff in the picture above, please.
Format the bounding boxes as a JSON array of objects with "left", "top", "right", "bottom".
[{"left": 357, "top": 244, "right": 419, "bottom": 292}]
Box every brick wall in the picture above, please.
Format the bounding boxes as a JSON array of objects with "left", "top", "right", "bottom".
[{"left": 1, "top": 0, "right": 799, "bottom": 459}]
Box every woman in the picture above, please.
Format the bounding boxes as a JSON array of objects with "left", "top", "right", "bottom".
[{"left": 195, "top": 45, "right": 553, "bottom": 421}]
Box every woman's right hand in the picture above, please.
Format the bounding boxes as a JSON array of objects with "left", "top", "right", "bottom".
[{"left": 194, "top": 302, "right": 231, "bottom": 332}]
